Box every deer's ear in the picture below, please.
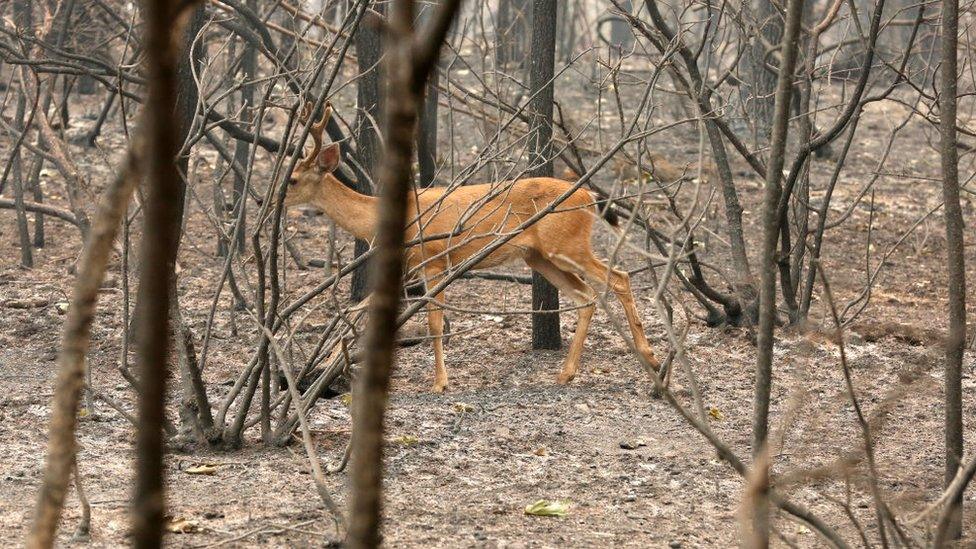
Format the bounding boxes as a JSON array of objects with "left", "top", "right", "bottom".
[{"left": 317, "top": 143, "right": 341, "bottom": 173}]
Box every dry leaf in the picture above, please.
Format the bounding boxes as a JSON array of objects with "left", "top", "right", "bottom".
[
  {"left": 454, "top": 402, "right": 474, "bottom": 413},
  {"left": 339, "top": 393, "right": 353, "bottom": 407},
  {"left": 393, "top": 435, "right": 419, "bottom": 446},
  {"left": 533, "top": 447, "right": 548, "bottom": 456},
  {"left": 164, "top": 517, "right": 199, "bottom": 534},
  {"left": 708, "top": 407, "right": 723, "bottom": 421},
  {"left": 184, "top": 464, "right": 219, "bottom": 475},
  {"left": 524, "top": 499, "right": 569, "bottom": 517}
]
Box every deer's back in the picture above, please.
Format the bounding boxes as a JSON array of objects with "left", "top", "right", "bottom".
[{"left": 405, "top": 178, "right": 596, "bottom": 270}]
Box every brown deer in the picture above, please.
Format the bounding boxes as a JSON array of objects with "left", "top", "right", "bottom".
[{"left": 285, "top": 104, "right": 660, "bottom": 392}]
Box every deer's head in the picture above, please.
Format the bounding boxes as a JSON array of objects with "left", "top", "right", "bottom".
[{"left": 284, "top": 102, "right": 343, "bottom": 208}]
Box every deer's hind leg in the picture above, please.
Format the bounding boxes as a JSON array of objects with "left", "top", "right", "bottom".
[
  {"left": 525, "top": 252, "right": 597, "bottom": 384},
  {"left": 566, "top": 255, "right": 660, "bottom": 372}
]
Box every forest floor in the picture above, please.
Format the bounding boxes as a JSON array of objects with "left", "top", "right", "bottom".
[{"left": 2, "top": 79, "right": 976, "bottom": 548}]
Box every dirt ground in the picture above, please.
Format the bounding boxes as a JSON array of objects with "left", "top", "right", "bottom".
[{"left": 3, "top": 78, "right": 976, "bottom": 548}]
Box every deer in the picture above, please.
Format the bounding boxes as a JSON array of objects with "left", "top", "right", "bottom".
[{"left": 284, "top": 103, "right": 660, "bottom": 392}]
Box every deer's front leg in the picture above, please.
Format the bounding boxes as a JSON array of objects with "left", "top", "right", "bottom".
[{"left": 427, "top": 290, "right": 449, "bottom": 393}]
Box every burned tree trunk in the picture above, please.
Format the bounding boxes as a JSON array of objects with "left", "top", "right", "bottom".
[
  {"left": 495, "top": 0, "right": 530, "bottom": 69},
  {"left": 232, "top": 0, "right": 256, "bottom": 253},
  {"left": 351, "top": 4, "right": 384, "bottom": 301},
  {"left": 528, "top": 0, "right": 560, "bottom": 350},
  {"left": 417, "top": 1, "right": 446, "bottom": 189},
  {"left": 348, "top": 1, "right": 462, "bottom": 545},
  {"left": 130, "top": 0, "right": 189, "bottom": 539},
  {"left": 609, "top": 1, "right": 634, "bottom": 51},
  {"left": 742, "top": 0, "right": 783, "bottom": 149}
]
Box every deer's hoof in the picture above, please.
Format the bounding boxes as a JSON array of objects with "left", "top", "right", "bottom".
[
  {"left": 556, "top": 372, "right": 575, "bottom": 385},
  {"left": 431, "top": 381, "right": 447, "bottom": 393}
]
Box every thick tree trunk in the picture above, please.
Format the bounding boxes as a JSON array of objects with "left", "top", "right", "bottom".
[
  {"left": 742, "top": 0, "right": 783, "bottom": 149},
  {"left": 348, "top": 2, "right": 461, "bottom": 545},
  {"left": 528, "top": 0, "right": 561, "bottom": 350},
  {"left": 131, "top": 0, "right": 195, "bottom": 544},
  {"left": 352, "top": 5, "right": 384, "bottom": 301}
]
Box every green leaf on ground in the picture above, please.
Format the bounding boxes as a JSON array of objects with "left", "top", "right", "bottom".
[{"left": 524, "top": 499, "right": 570, "bottom": 517}]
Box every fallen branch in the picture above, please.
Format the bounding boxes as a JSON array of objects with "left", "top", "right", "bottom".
[{"left": 0, "top": 198, "right": 82, "bottom": 228}]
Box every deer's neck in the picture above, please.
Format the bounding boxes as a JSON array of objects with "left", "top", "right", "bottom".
[{"left": 311, "top": 175, "right": 377, "bottom": 240}]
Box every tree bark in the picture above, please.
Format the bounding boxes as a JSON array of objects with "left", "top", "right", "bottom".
[
  {"left": 743, "top": 0, "right": 783, "bottom": 149},
  {"left": 495, "top": 0, "right": 530, "bottom": 68},
  {"left": 754, "top": 0, "right": 805, "bottom": 459},
  {"left": 26, "top": 147, "right": 143, "bottom": 549},
  {"left": 609, "top": 0, "right": 634, "bottom": 51},
  {"left": 348, "top": 1, "right": 462, "bottom": 546},
  {"left": 751, "top": 0, "right": 805, "bottom": 545},
  {"left": 351, "top": 4, "right": 384, "bottom": 302},
  {"left": 417, "top": 1, "right": 445, "bottom": 189},
  {"left": 528, "top": 0, "right": 561, "bottom": 350},
  {"left": 232, "top": 4, "right": 255, "bottom": 253},
  {"left": 131, "top": 0, "right": 202, "bottom": 545},
  {"left": 939, "top": 0, "right": 965, "bottom": 538},
  {"left": 10, "top": 0, "right": 34, "bottom": 268}
]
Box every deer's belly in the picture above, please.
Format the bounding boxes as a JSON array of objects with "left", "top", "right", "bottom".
[{"left": 450, "top": 240, "right": 525, "bottom": 270}]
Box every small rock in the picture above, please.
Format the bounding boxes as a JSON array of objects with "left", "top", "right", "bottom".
[
  {"left": 669, "top": 541, "right": 682, "bottom": 548},
  {"left": 619, "top": 440, "right": 647, "bottom": 450}
]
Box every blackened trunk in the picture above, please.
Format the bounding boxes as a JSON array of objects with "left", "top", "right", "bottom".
[
  {"left": 528, "top": 0, "right": 560, "bottom": 350},
  {"left": 352, "top": 5, "right": 384, "bottom": 301}
]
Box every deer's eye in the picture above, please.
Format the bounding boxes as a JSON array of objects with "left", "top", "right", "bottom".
[{"left": 288, "top": 177, "right": 298, "bottom": 186}]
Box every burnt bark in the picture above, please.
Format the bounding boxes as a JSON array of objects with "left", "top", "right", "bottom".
[
  {"left": 130, "top": 0, "right": 200, "bottom": 542},
  {"left": 351, "top": 4, "right": 384, "bottom": 301},
  {"left": 742, "top": 0, "right": 783, "bottom": 149},
  {"left": 348, "top": 1, "right": 462, "bottom": 545},
  {"left": 528, "top": 0, "right": 560, "bottom": 350},
  {"left": 495, "top": 0, "right": 530, "bottom": 68}
]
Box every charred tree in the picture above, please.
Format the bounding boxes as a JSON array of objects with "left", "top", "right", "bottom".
[
  {"left": 742, "top": 0, "right": 783, "bottom": 149},
  {"left": 495, "top": 0, "right": 530, "bottom": 69},
  {"left": 348, "top": 1, "right": 462, "bottom": 546},
  {"left": 131, "top": 0, "right": 197, "bottom": 545},
  {"left": 232, "top": 0, "right": 256, "bottom": 253},
  {"left": 11, "top": 0, "right": 33, "bottom": 268},
  {"left": 528, "top": 0, "right": 560, "bottom": 350},
  {"left": 417, "top": 0, "right": 446, "bottom": 189},
  {"left": 609, "top": 1, "right": 635, "bottom": 51},
  {"left": 351, "top": 4, "right": 384, "bottom": 301}
]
